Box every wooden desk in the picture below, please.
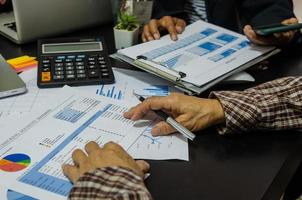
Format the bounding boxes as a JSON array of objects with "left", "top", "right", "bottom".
[{"left": 1, "top": 24, "right": 302, "bottom": 200}]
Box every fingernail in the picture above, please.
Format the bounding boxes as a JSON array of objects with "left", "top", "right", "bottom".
[
  {"left": 148, "top": 37, "right": 154, "bottom": 41},
  {"left": 172, "top": 35, "right": 177, "bottom": 41},
  {"left": 123, "top": 112, "right": 130, "bottom": 118},
  {"left": 176, "top": 26, "right": 183, "bottom": 33},
  {"left": 154, "top": 33, "right": 160, "bottom": 39}
]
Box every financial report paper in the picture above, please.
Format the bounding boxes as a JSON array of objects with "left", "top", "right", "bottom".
[
  {"left": 0, "top": 68, "right": 189, "bottom": 162},
  {"left": 118, "top": 20, "right": 275, "bottom": 87},
  {"left": 0, "top": 86, "right": 154, "bottom": 200}
]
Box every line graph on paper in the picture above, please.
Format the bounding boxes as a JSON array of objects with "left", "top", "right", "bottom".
[{"left": 128, "top": 124, "right": 189, "bottom": 160}]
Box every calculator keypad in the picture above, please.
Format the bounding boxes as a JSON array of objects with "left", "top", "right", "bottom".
[{"left": 39, "top": 53, "right": 114, "bottom": 87}]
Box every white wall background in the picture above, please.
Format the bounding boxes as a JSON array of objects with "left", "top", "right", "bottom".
[{"left": 293, "top": 0, "right": 302, "bottom": 22}]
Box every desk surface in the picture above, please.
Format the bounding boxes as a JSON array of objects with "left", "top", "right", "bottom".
[{"left": 1, "top": 24, "right": 302, "bottom": 200}]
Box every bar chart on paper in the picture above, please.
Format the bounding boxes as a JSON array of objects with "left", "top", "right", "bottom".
[
  {"left": 95, "top": 84, "right": 170, "bottom": 100},
  {"left": 141, "top": 26, "right": 245, "bottom": 71},
  {"left": 53, "top": 98, "right": 100, "bottom": 123},
  {"left": 142, "top": 28, "right": 218, "bottom": 60},
  {"left": 96, "top": 85, "right": 123, "bottom": 100}
]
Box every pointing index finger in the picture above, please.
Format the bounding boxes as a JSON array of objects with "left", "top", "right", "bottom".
[{"left": 124, "top": 96, "right": 172, "bottom": 121}]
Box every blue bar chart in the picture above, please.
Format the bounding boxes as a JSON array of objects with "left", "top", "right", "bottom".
[
  {"left": 142, "top": 28, "right": 217, "bottom": 60},
  {"left": 96, "top": 85, "right": 123, "bottom": 100},
  {"left": 141, "top": 85, "right": 169, "bottom": 96}
]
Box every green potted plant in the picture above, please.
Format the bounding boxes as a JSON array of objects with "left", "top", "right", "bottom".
[{"left": 113, "top": 10, "right": 140, "bottom": 49}]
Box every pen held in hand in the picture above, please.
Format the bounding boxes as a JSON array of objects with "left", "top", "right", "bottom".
[{"left": 133, "top": 92, "right": 196, "bottom": 141}]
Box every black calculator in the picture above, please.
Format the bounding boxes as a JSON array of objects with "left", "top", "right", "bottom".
[{"left": 37, "top": 37, "right": 115, "bottom": 88}]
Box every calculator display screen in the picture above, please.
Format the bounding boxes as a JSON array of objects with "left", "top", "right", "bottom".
[{"left": 42, "top": 42, "right": 103, "bottom": 54}]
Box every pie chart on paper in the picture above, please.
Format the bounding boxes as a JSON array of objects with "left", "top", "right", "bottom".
[{"left": 0, "top": 153, "right": 31, "bottom": 172}]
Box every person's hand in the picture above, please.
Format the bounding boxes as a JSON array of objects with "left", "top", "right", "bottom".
[
  {"left": 0, "top": 0, "right": 6, "bottom": 5},
  {"left": 124, "top": 93, "right": 225, "bottom": 136},
  {"left": 142, "top": 16, "right": 186, "bottom": 42},
  {"left": 243, "top": 18, "right": 298, "bottom": 46},
  {"left": 62, "top": 141, "right": 150, "bottom": 183}
]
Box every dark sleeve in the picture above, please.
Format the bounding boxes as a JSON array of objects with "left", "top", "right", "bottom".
[
  {"left": 209, "top": 76, "right": 302, "bottom": 135},
  {"left": 239, "top": 0, "right": 295, "bottom": 26},
  {"left": 151, "top": 0, "right": 186, "bottom": 19},
  {"left": 69, "top": 167, "right": 152, "bottom": 200}
]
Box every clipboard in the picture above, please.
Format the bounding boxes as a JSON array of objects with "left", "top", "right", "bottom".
[
  {"left": 111, "top": 20, "right": 280, "bottom": 95},
  {"left": 111, "top": 48, "right": 280, "bottom": 95}
]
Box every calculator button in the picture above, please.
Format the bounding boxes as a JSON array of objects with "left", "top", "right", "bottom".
[
  {"left": 75, "top": 58, "right": 83, "bottom": 62},
  {"left": 77, "top": 55, "right": 86, "bottom": 58},
  {"left": 41, "top": 72, "right": 51, "bottom": 82},
  {"left": 98, "top": 57, "right": 105, "bottom": 61},
  {"left": 53, "top": 75, "right": 64, "bottom": 80},
  {"left": 42, "top": 60, "right": 50, "bottom": 64},
  {"left": 42, "top": 64, "right": 50, "bottom": 68},
  {"left": 76, "top": 62, "right": 84, "bottom": 66},
  {"left": 67, "top": 55, "right": 76, "bottom": 59},
  {"left": 65, "top": 59, "right": 73, "bottom": 62},
  {"left": 55, "top": 71, "right": 64, "bottom": 75},
  {"left": 65, "top": 63, "right": 74, "bottom": 67},
  {"left": 56, "top": 56, "right": 66, "bottom": 60},
  {"left": 88, "top": 70, "right": 100, "bottom": 78},
  {"left": 77, "top": 70, "right": 85, "bottom": 74},
  {"left": 100, "top": 68, "right": 108, "bottom": 72},
  {"left": 66, "top": 66, "right": 74, "bottom": 70},
  {"left": 55, "top": 63, "right": 64, "bottom": 67},
  {"left": 42, "top": 68, "right": 50, "bottom": 72},
  {"left": 77, "top": 74, "right": 86, "bottom": 79},
  {"left": 102, "top": 73, "right": 109, "bottom": 77},
  {"left": 100, "top": 64, "right": 107, "bottom": 69},
  {"left": 55, "top": 67, "right": 63, "bottom": 71},
  {"left": 76, "top": 65, "right": 85, "bottom": 70},
  {"left": 55, "top": 59, "right": 63, "bottom": 63},
  {"left": 66, "top": 71, "right": 75, "bottom": 75},
  {"left": 66, "top": 74, "right": 75, "bottom": 79},
  {"left": 88, "top": 61, "right": 96, "bottom": 65},
  {"left": 88, "top": 65, "right": 96, "bottom": 69},
  {"left": 99, "top": 61, "right": 106, "bottom": 65}
]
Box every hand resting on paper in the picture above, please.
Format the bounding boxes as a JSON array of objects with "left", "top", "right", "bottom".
[
  {"left": 142, "top": 16, "right": 298, "bottom": 46},
  {"left": 124, "top": 93, "right": 225, "bottom": 136},
  {"left": 62, "top": 141, "right": 150, "bottom": 183}
]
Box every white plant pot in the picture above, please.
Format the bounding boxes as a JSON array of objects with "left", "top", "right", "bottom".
[{"left": 114, "top": 26, "right": 139, "bottom": 49}]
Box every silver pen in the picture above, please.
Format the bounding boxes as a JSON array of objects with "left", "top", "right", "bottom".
[{"left": 133, "top": 93, "right": 196, "bottom": 141}]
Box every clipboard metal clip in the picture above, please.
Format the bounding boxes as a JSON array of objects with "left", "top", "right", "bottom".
[{"left": 136, "top": 55, "right": 187, "bottom": 79}]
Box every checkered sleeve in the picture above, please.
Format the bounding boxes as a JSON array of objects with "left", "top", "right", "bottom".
[
  {"left": 68, "top": 167, "right": 152, "bottom": 200},
  {"left": 210, "top": 76, "right": 302, "bottom": 135}
]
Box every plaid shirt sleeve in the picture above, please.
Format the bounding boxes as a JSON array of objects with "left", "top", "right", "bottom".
[
  {"left": 210, "top": 76, "right": 302, "bottom": 135},
  {"left": 68, "top": 166, "right": 152, "bottom": 200}
]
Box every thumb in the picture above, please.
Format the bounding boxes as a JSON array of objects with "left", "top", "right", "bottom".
[{"left": 136, "top": 160, "right": 150, "bottom": 173}]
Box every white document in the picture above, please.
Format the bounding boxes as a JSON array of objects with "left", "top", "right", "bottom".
[
  {"left": 128, "top": 120, "right": 188, "bottom": 161},
  {"left": 0, "top": 69, "right": 57, "bottom": 118},
  {"left": 0, "top": 86, "right": 154, "bottom": 200},
  {"left": 118, "top": 20, "right": 275, "bottom": 86},
  {"left": 0, "top": 68, "right": 189, "bottom": 162},
  {"left": 76, "top": 67, "right": 179, "bottom": 102},
  {"left": 76, "top": 68, "right": 189, "bottom": 161}
]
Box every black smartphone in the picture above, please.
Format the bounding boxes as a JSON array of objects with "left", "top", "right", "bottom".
[{"left": 253, "top": 23, "right": 302, "bottom": 36}]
